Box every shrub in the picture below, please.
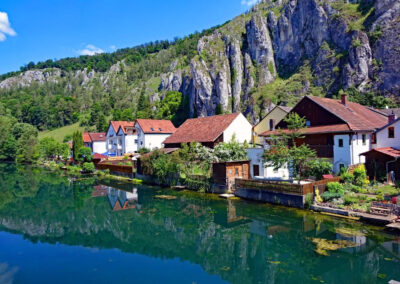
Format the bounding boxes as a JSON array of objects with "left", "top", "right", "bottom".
[
  {"left": 353, "top": 165, "right": 368, "bottom": 187},
  {"left": 103, "top": 169, "right": 110, "bottom": 175},
  {"left": 344, "top": 194, "right": 360, "bottom": 205},
  {"left": 82, "top": 162, "right": 95, "bottom": 173},
  {"left": 344, "top": 183, "right": 366, "bottom": 193},
  {"left": 326, "top": 182, "right": 344, "bottom": 195},
  {"left": 304, "top": 193, "right": 314, "bottom": 209},
  {"left": 321, "top": 192, "right": 343, "bottom": 202},
  {"left": 304, "top": 158, "right": 333, "bottom": 180},
  {"left": 123, "top": 155, "right": 129, "bottom": 160},
  {"left": 341, "top": 171, "right": 354, "bottom": 184}
]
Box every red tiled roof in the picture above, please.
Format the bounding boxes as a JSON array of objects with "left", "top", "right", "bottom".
[
  {"left": 308, "top": 96, "right": 387, "bottom": 131},
  {"left": 260, "top": 124, "right": 351, "bottom": 136},
  {"left": 83, "top": 132, "right": 92, "bottom": 143},
  {"left": 361, "top": 147, "right": 400, "bottom": 158},
  {"left": 139, "top": 148, "right": 179, "bottom": 158},
  {"left": 89, "top": 132, "right": 106, "bottom": 141},
  {"left": 135, "top": 119, "right": 176, "bottom": 134},
  {"left": 163, "top": 113, "right": 241, "bottom": 144},
  {"left": 93, "top": 153, "right": 108, "bottom": 159},
  {"left": 110, "top": 121, "right": 135, "bottom": 133}
]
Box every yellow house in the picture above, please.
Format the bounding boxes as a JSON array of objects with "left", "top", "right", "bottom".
[{"left": 253, "top": 106, "right": 292, "bottom": 145}]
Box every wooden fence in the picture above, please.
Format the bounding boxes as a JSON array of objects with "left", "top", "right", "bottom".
[
  {"left": 235, "top": 177, "right": 341, "bottom": 196},
  {"left": 96, "top": 163, "right": 134, "bottom": 174}
]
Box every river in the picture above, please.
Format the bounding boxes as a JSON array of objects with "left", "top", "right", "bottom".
[{"left": 0, "top": 163, "right": 399, "bottom": 283}]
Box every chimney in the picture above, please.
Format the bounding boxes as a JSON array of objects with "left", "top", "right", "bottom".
[
  {"left": 388, "top": 111, "right": 396, "bottom": 124},
  {"left": 341, "top": 93, "right": 347, "bottom": 106}
]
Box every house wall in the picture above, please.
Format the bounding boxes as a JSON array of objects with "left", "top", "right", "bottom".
[
  {"left": 351, "top": 132, "right": 370, "bottom": 165},
  {"left": 333, "top": 134, "right": 351, "bottom": 173},
  {"left": 223, "top": 113, "right": 252, "bottom": 144},
  {"left": 125, "top": 135, "right": 138, "bottom": 153},
  {"left": 144, "top": 134, "right": 171, "bottom": 150},
  {"left": 92, "top": 141, "right": 107, "bottom": 154},
  {"left": 253, "top": 107, "right": 288, "bottom": 145},
  {"left": 375, "top": 120, "right": 400, "bottom": 149},
  {"left": 247, "top": 148, "right": 290, "bottom": 180},
  {"left": 106, "top": 126, "right": 119, "bottom": 156}
]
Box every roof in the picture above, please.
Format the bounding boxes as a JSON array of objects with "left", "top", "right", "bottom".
[
  {"left": 93, "top": 153, "right": 108, "bottom": 159},
  {"left": 260, "top": 124, "right": 351, "bottom": 137},
  {"left": 110, "top": 121, "right": 135, "bottom": 133},
  {"left": 83, "top": 132, "right": 107, "bottom": 142},
  {"left": 135, "top": 119, "right": 176, "bottom": 134},
  {"left": 163, "top": 113, "right": 241, "bottom": 144},
  {"left": 377, "top": 108, "right": 400, "bottom": 117},
  {"left": 277, "top": 106, "right": 292, "bottom": 113},
  {"left": 361, "top": 147, "right": 400, "bottom": 158},
  {"left": 83, "top": 132, "right": 91, "bottom": 143},
  {"left": 307, "top": 96, "right": 387, "bottom": 131},
  {"left": 139, "top": 148, "right": 179, "bottom": 158}
]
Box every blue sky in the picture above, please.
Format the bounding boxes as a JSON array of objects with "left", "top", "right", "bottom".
[{"left": 0, "top": 0, "right": 255, "bottom": 74}]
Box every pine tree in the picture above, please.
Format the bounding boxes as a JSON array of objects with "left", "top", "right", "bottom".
[{"left": 72, "top": 131, "right": 83, "bottom": 161}]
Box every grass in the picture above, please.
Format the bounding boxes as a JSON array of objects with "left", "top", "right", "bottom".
[
  {"left": 38, "top": 122, "right": 85, "bottom": 143},
  {"left": 330, "top": 1, "right": 374, "bottom": 31}
]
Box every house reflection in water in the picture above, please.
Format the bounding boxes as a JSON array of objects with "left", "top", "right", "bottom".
[
  {"left": 213, "top": 200, "right": 249, "bottom": 228},
  {"left": 381, "top": 238, "right": 400, "bottom": 258},
  {"left": 92, "top": 184, "right": 141, "bottom": 212},
  {"left": 107, "top": 187, "right": 139, "bottom": 211}
]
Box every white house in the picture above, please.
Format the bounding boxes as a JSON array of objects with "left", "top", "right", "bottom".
[
  {"left": 247, "top": 147, "right": 290, "bottom": 180},
  {"left": 135, "top": 119, "right": 176, "bottom": 151},
  {"left": 373, "top": 112, "right": 400, "bottom": 149},
  {"left": 106, "top": 121, "right": 136, "bottom": 156},
  {"left": 83, "top": 132, "right": 107, "bottom": 154},
  {"left": 163, "top": 112, "right": 252, "bottom": 148}
]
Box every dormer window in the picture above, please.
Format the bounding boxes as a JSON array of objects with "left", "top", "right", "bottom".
[
  {"left": 388, "top": 127, "right": 395, "bottom": 138},
  {"left": 159, "top": 128, "right": 162, "bottom": 131},
  {"left": 151, "top": 127, "right": 155, "bottom": 131}
]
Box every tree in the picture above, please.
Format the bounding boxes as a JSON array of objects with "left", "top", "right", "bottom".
[
  {"left": 72, "top": 131, "right": 83, "bottom": 161},
  {"left": 96, "top": 114, "right": 108, "bottom": 132},
  {"left": 214, "top": 136, "right": 248, "bottom": 162},
  {"left": 263, "top": 113, "right": 317, "bottom": 182},
  {"left": 76, "top": 147, "right": 93, "bottom": 163}
]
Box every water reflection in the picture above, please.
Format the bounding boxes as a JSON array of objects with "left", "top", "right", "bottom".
[{"left": 0, "top": 165, "right": 399, "bottom": 283}]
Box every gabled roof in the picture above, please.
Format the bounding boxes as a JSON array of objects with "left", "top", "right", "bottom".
[
  {"left": 117, "top": 125, "right": 136, "bottom": 135},
  {"left": 163, "top": 113, "right": 241, "bottom": 144},
  {"left": 305, "top": 96, "right": 387, "bottom": 131},
  {"left": 83, "top": 132, "right": 106, "bottom": 142},
  {"left": 109, "top": 121, "right": 135, "bottom": 133},
  {"left": 83, "top": 132, "right": 92, "bottom": 143},
  {"left": 260, "top": 124, "right": 351, "bottom": 136},
  {"left": 277, "top": 106, "right": 292, "bottom": 113},
  {"left": 377, "top": 108, "right": 400, "bottom": 117},
  {"left": 361, "top": 147, "right": 400, "bottom": 158},
  {"left": 255, "top": 105, "right": 292, "bottom": 128},
  {"left": 135, "top": 119, "right": 176, "bottom": 134}
]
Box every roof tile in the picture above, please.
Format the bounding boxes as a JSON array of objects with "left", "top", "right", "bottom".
[{"left": 135, "top": 119, "right": 176, "bottom": 134}]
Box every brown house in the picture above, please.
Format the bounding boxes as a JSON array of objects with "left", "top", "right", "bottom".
[
  {"left": 260, "top": 95, "right": 388, "bottom": 173},
  {"left": 212, "top": 161, "right": 250, "bottom": 191},
  {"left": 361, "top": 147, "right": 400, "bottom": 184}
]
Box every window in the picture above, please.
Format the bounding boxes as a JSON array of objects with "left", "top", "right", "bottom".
[
  {"left": 388, "top": 127, "right": 395, "bottom": 138},
  {"left": 371, "top": 133, "right": 376, "bottom": 144},
  {"left": 306, "top": 120, "right": 311, "bottom": 127},
  {"left": 235, "top": 168, "right": 239, "bottom": 176},
  {"left": 151, "top": 127, "right": 155, "bottom": 131},
  {"left": 338, "top": 139, "right": 344, "bottom": 147},
  {"left": 269, "top": 119, "right": 275, "bottom": 131},
  {"left": 134, "top": 139, "right": 138, "bottom": 144},
  {"left": 362, "top": 134, "right": 366, "bottom": 145}
]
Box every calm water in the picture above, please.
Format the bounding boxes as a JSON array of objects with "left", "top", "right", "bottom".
[{"left": 0, "top": 164, "right": 399, "bottom": 284}]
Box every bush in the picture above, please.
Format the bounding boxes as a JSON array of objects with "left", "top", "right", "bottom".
[
  {"left": 326, "top": 182, "right": 344, "bottom": 195},
  {"left": 344, "top": 183, "right": 366, "bottom": 193},
  {"left": 353, "top": 165, "right": 368, "bottom": 187},
  {"left": 321, "top": 191, "right": 343, "bottom": 202},
  {"left": 304, "top": 193, "right": 314, "bottom": 209},
  {"left": 344, "top": 194, "right": 360, "bottom": 205},
  {"left": 341, "top": 171, "right": 354, "bottom": 184},
  {"left": 304, "top": 158, "right": 333, "bottom": 180},
  {"left": 82, "top": 162, "right": 95, "bottom": 173}
]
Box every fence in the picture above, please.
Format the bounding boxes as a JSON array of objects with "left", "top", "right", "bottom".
[{"left": 235, "top": 177, "right": 341, "bottom": 196}]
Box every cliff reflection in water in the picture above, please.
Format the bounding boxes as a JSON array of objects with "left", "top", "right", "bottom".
[{"left": 0, "top": 163, "right": 399, "bottom": 283}]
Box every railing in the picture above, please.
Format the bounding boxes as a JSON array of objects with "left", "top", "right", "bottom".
[
  {"left": 308, "top": 145, "right": 333, "bottom": 158},
  {"left": 236, "top": 177, "right": 341, "bottom": 195}
]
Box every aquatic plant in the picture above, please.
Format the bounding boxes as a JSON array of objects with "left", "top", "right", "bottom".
[{"left": 311, "top": 238, "right": 359, "bottom": 256}]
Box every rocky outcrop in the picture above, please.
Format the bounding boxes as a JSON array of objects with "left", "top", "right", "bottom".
[{"left": 0, "top": 69, "right": 61, "bottom": 89}]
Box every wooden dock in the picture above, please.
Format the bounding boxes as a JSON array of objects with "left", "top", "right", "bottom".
[{"left": 386, "top": 222, "right": 400, "bottom": 231}]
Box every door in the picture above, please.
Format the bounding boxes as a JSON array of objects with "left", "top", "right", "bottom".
[{"left": 253, "top": 165, "right": 260, "bottom": 177}]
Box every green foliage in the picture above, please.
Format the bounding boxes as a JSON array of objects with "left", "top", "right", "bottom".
[
  {"left": 76, "top": 147, "right": 93, "bottom": 163},
  {"left": 72, "top": 131, "right": 83, "bottom": 161},
  {"left": 303, "top": 158, "right": 333, "bottom": 180},
  {"left": 138, "top": 147, "right": 150, "bottom": 154},
  {"left": 321, "top": 191, "right": 343, "bottom": 202},
  {"left": 351, "top": 39, "right": 362, "bottom": 48},
  {"left": 38, "top": 137, "right": 70, "bottom": 161},
  {"left": 344, "top": 87, "right": 395, "bottom": 108},
  {"left": 264, "top": 113, "right": 316, "bottom": 181},
  {"left": 341, "top": 171, "right": 354, "bottom": 184},
  {"left": 353, "top": 164, "right": 368, "bottom": 187},
  {"left": 82, "top": 162, "right": 95, "bottom": 173},
  {"left": 214, "top": 136, "right": 248, "bottom": 162},
  {"left": 215, "top": 104, "right": 223, "bottom": 115},
  {"left": 326, "top": 182, "right": 345, "bottom": 195},
  {"left": 304, "top": 193, "right": 314, "bottom": 209},
  {"left": 156, "top": 91, "right": 189, "bottom": 126}
]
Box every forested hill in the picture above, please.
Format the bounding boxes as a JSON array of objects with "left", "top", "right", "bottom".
[{"left": 0, "top": 0, "right": 399, "bottom": 132}]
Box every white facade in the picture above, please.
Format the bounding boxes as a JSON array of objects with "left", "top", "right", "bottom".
[
  {"left": 136, "top": 125, "right": 172, "bottom": 151},
  {"left": 116, "top": 127, "right": 138, "bottom": 154},
  {"left": 247, "top": 148, "right": 290, "bottom": 180},
  {"left": 375, "top": 119, "right": 400, "bottom": 149},
  {"left": 92, "top": 141, "right": 107, "bottom": 154},
  {"left": 223, "top": 113, "right": 253, "bottom": 143},
  {"left": 106, "top": 126, "right": 123, "bottom": 156},
  {"left": 333, "top": 132, "right": 371, "bottom": 173}
]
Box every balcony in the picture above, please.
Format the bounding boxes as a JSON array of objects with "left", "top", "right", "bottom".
[{"left": 309, "top": 145, "right": 333, "bottom": 158}]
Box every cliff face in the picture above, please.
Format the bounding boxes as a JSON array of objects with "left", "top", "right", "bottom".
[{"left": 1, "top": 0, "right": 399, "bottom": 124}]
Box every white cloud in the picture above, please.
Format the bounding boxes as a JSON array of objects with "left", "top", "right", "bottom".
[
  {"left": 110, "top": 45, "right": 116, "bottom": 51},
  {"left": 0, "top": 12, "right": 17, "bottom": 42},
  {"left": 241, "top": 0, "right": 259, "bottom": 6},
  {"left": 78, "top": 44, "right": 104, "bottom": 56}
]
